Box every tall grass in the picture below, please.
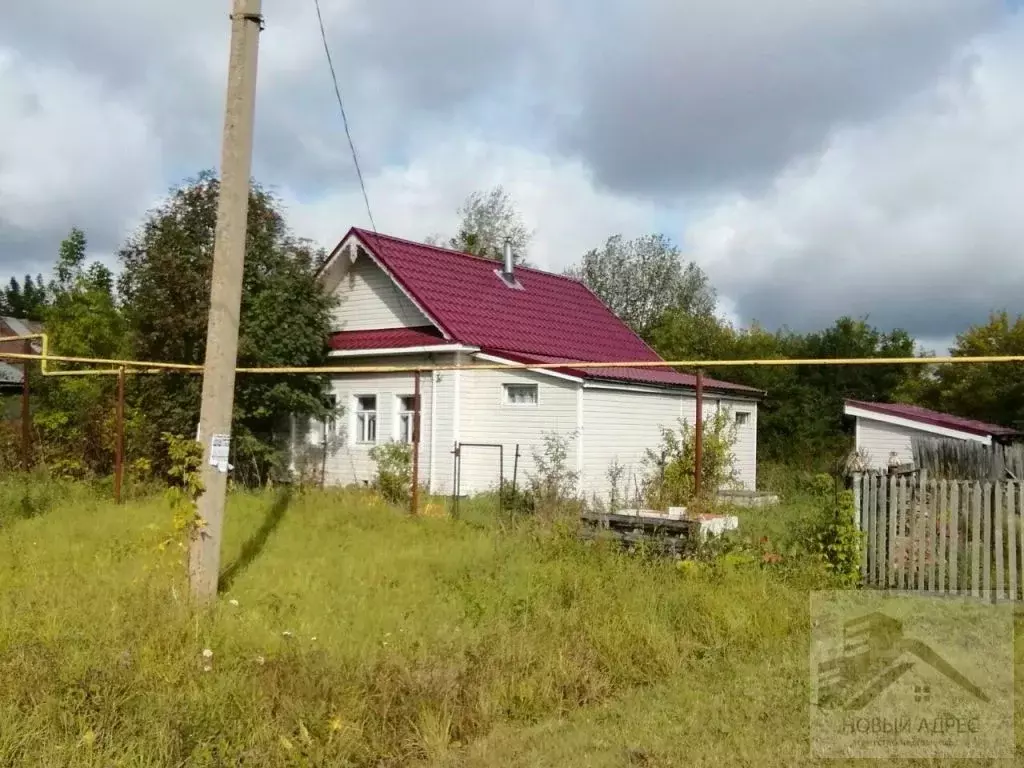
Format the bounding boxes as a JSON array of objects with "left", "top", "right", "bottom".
[{"left": 0, "top": 480, "right": 1018, "bottom": 766}]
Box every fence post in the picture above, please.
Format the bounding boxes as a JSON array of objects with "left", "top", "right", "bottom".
[
  {"left": 950, "top": 482, "right": 960, "bottom": 595},
  {"left": 994, "top": 482, "right": 1004, "bottom": 601},
  {"left": 982, "top": 482, "right": 993, "bottom": 598},
  {"left": 20, "top": 360, "right": 30, "bottom": 472},
  {"left": 895, "top": 476, "right": 906, "bottom": 589},
  {"left": 1006, "top": 481, "right": 1017, "bottom": 602},
  {"left": 852, "top": 473, "right": 862, "bottom": 529},
  {"left": 853, "top": 474, "right": 866, "bottom": 583},
  {"left": 114, "top": 366, "right": 125, "bottom": 504},
  {"left": 971, "top": 482, "right": 982, "bottom": 598},
  {"left": 916, "top": 476, "right": 927, "bottom": 591},
  {"left": 938, "top": 480, "right": 948, "bottom": 595}
]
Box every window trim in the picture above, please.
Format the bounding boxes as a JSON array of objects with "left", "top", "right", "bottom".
[
  {"left": 395, "top": 394, "right": 416, "bottom": 443},
  {"left": 502, "top": 382, "right": 539, "bottom": 407},
  {"left": 353, "top": 394, "right": 379, "bottom": 445},
  {"left": 324, "top": 394, "right": 339, "bottom": 441},
  {"left": 734, "top": 411, "right": 751, "bottom": 426}
]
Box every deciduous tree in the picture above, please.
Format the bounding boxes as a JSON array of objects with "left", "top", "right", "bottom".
[
  {"left": 118, "top": 172, "right": 336, "bottom": 483},
  {"left": 441, "top": 186, "right": 532, "bottom": 263},
  {"left": 32, "top": 229, "right": 127, "bottom": 476},
  {"left": 566, "top": 234, "right": 716, "bottom": 337}
]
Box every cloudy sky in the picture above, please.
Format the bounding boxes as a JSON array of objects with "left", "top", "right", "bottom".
[{"left": 2, "top": 0, "right": 1023, "bottom": 349}]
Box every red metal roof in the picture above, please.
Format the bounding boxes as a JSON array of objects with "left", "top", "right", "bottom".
[
  {"left": 489, "top": 349, "right": 758, "bottom": 394},
  {"left": 846, "top": 400, "right": 1022, "bottom": 439},
  {"left": 329, "top": 326, "right": 448, "bottom": 351},
  {"left": 343, "top": 228, "right": 759, "bottom": 394}
]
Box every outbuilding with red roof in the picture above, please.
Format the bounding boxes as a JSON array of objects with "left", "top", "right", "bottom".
[
  {"left": 844, "top": 399, "right": 1023, "bottom": 471},
  {"left": 299, "top": 228, "right": 763, "bottom": 500}
]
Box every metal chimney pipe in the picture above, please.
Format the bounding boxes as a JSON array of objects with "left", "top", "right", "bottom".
[{"left": 502, "top": 239, "right": 514, "bottom": 277}]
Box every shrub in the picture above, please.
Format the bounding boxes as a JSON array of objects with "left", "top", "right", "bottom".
[
  {"left": 369, "top": 441, "right": 412, "bottom": 506},
  {"left": 525, "top": 432, "right": 579, "bottom": 517},
  {"left": 793, "top": 473, "right": 863, "bottom": 588},
  {"left": 163, "top": 433, "right": 204, "bottom": 540},
  {"left": 642, "top": 411, "right": 737, "bottom": 509}
]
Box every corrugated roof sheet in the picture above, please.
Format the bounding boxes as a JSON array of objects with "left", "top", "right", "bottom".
[
  {"left": 348, "top": 228, "right": 759, "bottom": 394},
  {"left": 329, "top": 326, "right": 448, "bottom": 351},
  {"left": 846, "top": 400, "right": 1022, "bottom": 439}
]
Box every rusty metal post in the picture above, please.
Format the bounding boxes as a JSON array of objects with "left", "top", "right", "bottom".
[
  {"left": 20, "top": 357, "right": 30, "bottom": 472},
  {"left": 694, "top": 369, "right": 704, "bottom": 504},
  {"left": 114, "top": 366, "right": 125, "bottom": 503},
  {"left": 410, "top": 370, "right": 421, "bottom": 515}
]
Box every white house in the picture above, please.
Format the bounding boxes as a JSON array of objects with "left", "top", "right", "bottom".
[
  {"left": 298, "top": 227, "right": 763, "bottom": 501},
  {"left": 845, "top": 400, "right": 1022, "bottom": 471}
]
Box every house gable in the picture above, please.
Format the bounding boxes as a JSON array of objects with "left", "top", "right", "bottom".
[{"left": 320, "top": 233, "right": 439, "bottom": 333}]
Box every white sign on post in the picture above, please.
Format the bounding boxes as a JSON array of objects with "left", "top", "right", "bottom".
[{"left": 210, "top": 434, "right": 232, "bottom": 473}]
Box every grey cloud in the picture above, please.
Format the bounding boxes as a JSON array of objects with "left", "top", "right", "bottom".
[
  {"left": 557, "top": 0, "right": 1002, "bottom": 195},
  {"left": 1, "top": 0, "right": 1003, "bottom": 201},
  {"left": 687, "top": 17, "right": 1024, "bottom": 340}
]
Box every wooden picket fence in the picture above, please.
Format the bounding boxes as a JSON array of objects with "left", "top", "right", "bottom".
[{"left": 854, "top": 473, "right": 1024, "bottom": 601}]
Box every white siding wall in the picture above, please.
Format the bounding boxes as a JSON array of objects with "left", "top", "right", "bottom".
[
  {"left": 580, "top": 387, "right": 759, "bottom": 504},
  {"left": 855, "top": 418, "right": 922, "bottom": 471},
  {"left": 330, "top": 248, "right": 429, "bottom": 331},
  {"left": 299, "top": 354, "right": 455, "bottom": 491},
  {"left": 718, "top": 398, "right": 758, "bottom": 490},
  {"left": 431, "top": 360, "right": 459, "bottom": 495},
  {"left": 457, "top": 367, "right": 580, "bottom": 495},
  {"left": 581, "top": 388, "right": 685, "bottom": 504}
]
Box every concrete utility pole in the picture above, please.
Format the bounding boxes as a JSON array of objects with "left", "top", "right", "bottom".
[{"left": 190, "top": 0, "right": 264, "bottom": 603}]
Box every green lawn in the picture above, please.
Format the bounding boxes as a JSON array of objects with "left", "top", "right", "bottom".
[{"left": 0, "top": 481, "right": 1019, "bottom": 766}]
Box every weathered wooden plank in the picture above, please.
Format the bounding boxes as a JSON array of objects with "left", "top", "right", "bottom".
[
  {"left": 897, "top": 477, "right": 908, "bottom": 590},
  {"left": 971, "top": 482, "right": 982, "bottom": 598},
  {"left": 994, "top": 482, "right": 1005, "bottom": 601},
  {"left": 872, "top": 475, "right": 880, "bottom": 589},
  {"left": 857, "top": 474, "right": 868, "bottom": 582},
  {"left": 866, "top": 475, "right": 875, "bottom": 586},
  {"left": 983, "top": 482, "right": 993, "bottom": 598},
  {"left": 1003, "top": 483, "right": 1011, "bottom": 606},
  {"left": 937, "top": 480, "right": 948, "bottom": 594},
  {"left": 928, "top": 479, "right": 939, "bottom": 592},
  {"left": 874, "top": 475, "right": 884, "bottom": 588},
  {"left": 1011, "top": 483, "right": 1019, "bottom": 606},
  {"left": 869, "top": 475, "right": 879, "bottom": 587},
  {"left": 884, "top": 479, "right": 892, "bottom": 585},
  {"left": 852, "top": 473, "right": 862, "bottom": 529},
  {"left": 921, "top": 481, "right": 929, "bottom": 589},
  {"left": 950, "top": 482, "right": 960, "bottom": 595}
]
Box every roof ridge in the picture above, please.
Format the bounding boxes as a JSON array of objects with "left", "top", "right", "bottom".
[{"left": 352, "top": 228, "right": 587, "bottom": 285}]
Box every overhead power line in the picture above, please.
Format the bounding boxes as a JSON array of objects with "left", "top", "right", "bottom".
[{"left": 313, "top": 0, "right": 377, "bottom": 232}]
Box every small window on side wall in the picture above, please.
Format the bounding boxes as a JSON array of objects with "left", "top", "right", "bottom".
[
  {"left": 355, "top": 395, "right": 377, "bottom": 443},
  {"left": 503, "top": 383, "right": 538, "bottom": 406},
  {"left": 735, "top": 411, "right": 750, "bottom": 426}
]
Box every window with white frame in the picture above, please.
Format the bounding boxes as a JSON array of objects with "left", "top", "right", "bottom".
[
  {"left": 735, "top": 411, "right": 750, "bottom": 426},
  {"left": 355, "top": 395, "right": 377, "bottom": 443},
  {"left": 503, "top": 383, "right": 538, "bottom": 405},
  {"left": 397, "top": 395, "right": 416, "bottom": 443},
  {"left": 325, "top": 394, "right": 339, "bottom": 440}
]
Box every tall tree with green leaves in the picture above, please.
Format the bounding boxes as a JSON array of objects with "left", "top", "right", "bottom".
[
  {"left": 648, "top": 312, "right": 923, "bottom": 467},
  {"left": 566, "top": 234, "right": 716, "bottom": 338},
  {"left": 118, "top": 172, "right": 336, "bottom": 483},
  {"left": 3, "top": 274, "right": 48, "bottom": 320},
  {"left": 32, "top": 228, "right": 127, "bottom": 476},
  {"left": 437, "top": 185, "right": 532, "bottom": 263},
  {"left": 903, "top": 311, "right": 1024, "bottom": 430}
]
